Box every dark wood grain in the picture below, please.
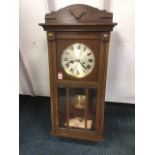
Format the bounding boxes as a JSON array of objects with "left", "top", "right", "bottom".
[
  {"left": 85, "top": 89, "right": 89, "bottom": 129},
  {"left": 39, "top": 4, "right": 117, "bottom": 32},
  {"left": 42, "top": 4, "right": 115, "bottom": 25},
  {"left": 66, "top": 87, "right": 69, "bottom": 128},
  {"left": 57, "top": 80, "right": 98, "bottom": 88},
  {"left": 40, "top": 4, "right": 117, "bottom": 141}
]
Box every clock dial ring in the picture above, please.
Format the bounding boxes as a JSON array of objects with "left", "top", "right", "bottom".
[{"left": 61, "top": 43, "right": 95, "bottom": 78}]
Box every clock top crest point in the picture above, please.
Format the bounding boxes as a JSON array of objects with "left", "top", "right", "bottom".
[{"left": 39, "top": 4, "right": 117, "bottom": 31}]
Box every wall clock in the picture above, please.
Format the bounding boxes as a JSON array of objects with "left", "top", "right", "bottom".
[
  {"left": 39, "top": 4, "right": 117, "bottom": 141},
  {"left": 61, "top": 43, "right": 95, "bottom": 78}
]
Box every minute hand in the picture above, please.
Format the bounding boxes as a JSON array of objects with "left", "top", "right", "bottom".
[
  {"left": 79, "top": 61, "right": 87, "bottom": 71},
  {"left": 74, "top": 59, "right": 87, "bottom": 70}
]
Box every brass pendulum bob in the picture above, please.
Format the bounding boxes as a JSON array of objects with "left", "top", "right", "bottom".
[{"left": 74, "top": 95, "right": 86, "bottom": 110}]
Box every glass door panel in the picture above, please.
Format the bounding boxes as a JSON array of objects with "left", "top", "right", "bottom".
[
  {"left": 58, "top": 86, "right": 97, "bottom": 131},
  {"left": 58, "top": 86, "right": 67, "bottom": 128},
  {"left": 68, "top": 88, "right": 97, "bottom": 131},
  {"left": 68, "top": 88, "right": 86, "bottom": 129},
  {"left": 88, "top": 89, "right": 97, "bottom": 131}
]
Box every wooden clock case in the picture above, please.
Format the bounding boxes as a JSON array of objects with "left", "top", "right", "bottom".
[{"left": 39, "top": 4, "right": 117, "bottom": 141}]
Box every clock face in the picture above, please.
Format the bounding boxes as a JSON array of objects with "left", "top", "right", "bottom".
[{"left": 61, "top": 43, "right": 95, "bottom": 78}]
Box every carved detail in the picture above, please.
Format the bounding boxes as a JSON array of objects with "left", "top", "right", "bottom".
[
  {"left": 47, "top": 32, "right": 55, "bottom": 41},
  {"left": 100, "top": 33, "right": 109, "bottom": 42},
  {"left": 39, "top": 4, "right": 117, "bottom": 30},
  {"left": 69, "top": 7, "right": 86, "bottom": 20}
]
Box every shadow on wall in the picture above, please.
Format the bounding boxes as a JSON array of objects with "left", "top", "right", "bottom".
[
  {"left": 47, "top": 0, "right": 56, "bottom": 12},
  {"left": 106, "top": 31, "right": 122, "bottom": 97},
  {"left": 19, "top": 51, "right": 35, "bottom": 95},
  {"left": 104, "top": 0, "right": 111, "bottom": 11}
]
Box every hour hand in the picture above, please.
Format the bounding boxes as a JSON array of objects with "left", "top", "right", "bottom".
[
  {"left": 66, "top": 60, "right": 74, "bottom": 64},
  {"left": 65, "top": 60, "right": 75, "bottom": 68}
]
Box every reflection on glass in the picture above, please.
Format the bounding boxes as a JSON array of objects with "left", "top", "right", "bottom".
[
  {"left": 58, "top": 87, "right": 66, "bottom": 128},
  {"left": 58, "top": 87, "right": 97, "bottom": 131}
]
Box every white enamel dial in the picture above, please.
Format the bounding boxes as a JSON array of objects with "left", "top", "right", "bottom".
[{"left": 61, "top": 43, "right": 95, "bottom": 78}]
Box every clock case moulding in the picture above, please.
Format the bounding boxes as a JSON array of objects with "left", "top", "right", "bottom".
[{"left": 39, "top": 4, "right": 117, "bottom": 141}]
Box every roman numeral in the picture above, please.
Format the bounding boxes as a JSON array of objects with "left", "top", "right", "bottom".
[
  {"left": 64, "top": 58, "right": 68, "bottom": 61},
  {"left": 65, "top": 63, "right": 69, "bottom": 68},
  {"left": 70, "top": 68, "right": 74, "bottom": 73},
  {"left": 88, "top": 59, "right": 93, "bottom": 62},
  {"left": 87, "top": 53, "right": 91, "bottom": 56},
  {"left": 83, "top": 47, "right": 87, "bottom": 51},
  {"left": 83, "top": 69, "right": 86, "bottom": 73},
  {"left": 87, "top": 64, "right": 91, "bottom": 69},
  {"left": 77, "top": 45, "right": 80, "bottom": 50},
  {"left": 77, "top": 70, "right": 80, "bottom": 75}
]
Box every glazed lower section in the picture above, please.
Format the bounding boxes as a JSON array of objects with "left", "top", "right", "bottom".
[{"left": 58, "top": 87, "right": 97, "bottom": 131}]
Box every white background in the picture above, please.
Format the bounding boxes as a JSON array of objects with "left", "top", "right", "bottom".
[
  {"left": 1, "top": 0, "right": 155, "bottom": 155},
  {"left": 19, "top": 0, "right": 135, "bottom": 103}
]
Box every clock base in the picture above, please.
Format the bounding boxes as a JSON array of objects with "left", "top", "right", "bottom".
[{"left": 51, "top": 130, "right": 104, "bottom": 142}]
